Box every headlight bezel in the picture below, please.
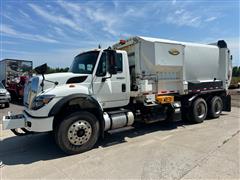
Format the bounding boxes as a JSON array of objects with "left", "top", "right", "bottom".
[{"left": 31, "top": 94, "right": 55, "bottom": 110}]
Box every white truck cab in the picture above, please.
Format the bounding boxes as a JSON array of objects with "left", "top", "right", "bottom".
[{"left": 2, "top": 37, "right": 232, "bottom": 154}]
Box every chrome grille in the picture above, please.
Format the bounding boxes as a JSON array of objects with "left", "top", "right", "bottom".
[{"left": 24, "top": 76, "right": 39, "bottom": 108}]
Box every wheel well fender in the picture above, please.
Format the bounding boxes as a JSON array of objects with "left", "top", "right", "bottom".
[
  {"left": 181, "top": 90, "right": 226, "bottom": 109},
  {"left": 49, "top": 94, "right": 105, "bottom": 138}
]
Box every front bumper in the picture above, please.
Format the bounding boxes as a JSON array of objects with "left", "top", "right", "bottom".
[
  {"left": 2, "top": 111, "right": 54, "bottom": 132},
  {"left": 0, "top": 96, "right": 10, "bottom": 103}
]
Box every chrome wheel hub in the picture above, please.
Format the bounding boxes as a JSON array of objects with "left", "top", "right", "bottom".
[
  {"left": 197, "top": 103, "right": 206, "bottom": 119},
  {"left": 67, "top": 120, "right": 92, "bottom": 145},
  {"left": 215, "top": 100, "right": 222, "bottom": 114}
]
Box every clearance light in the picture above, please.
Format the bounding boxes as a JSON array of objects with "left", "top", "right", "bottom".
[{"left": 119, "top": 39, "right": 126, "bottom": 45}]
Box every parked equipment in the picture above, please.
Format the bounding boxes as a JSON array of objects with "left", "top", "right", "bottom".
[
  {"left": 0, "top": 59, "right": 32, "bottom": 100},
  {"left": 2, "top": 36, "right": 232, "bottom": 154},
  {"left": 0, "top": 82, "right": 11, "bottom": 108}
]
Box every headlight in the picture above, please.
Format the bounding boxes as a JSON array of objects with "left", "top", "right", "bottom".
[
  {"left": 31, "top": 95, "right": 55, "bottom": 110},
  {"left": 6, "top": 92, "right": 10, "bottom": 96}
]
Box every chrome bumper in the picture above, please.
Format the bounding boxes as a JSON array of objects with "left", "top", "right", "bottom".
[{"left": 2, "top": 114, "right": 26, "bottom": 130}]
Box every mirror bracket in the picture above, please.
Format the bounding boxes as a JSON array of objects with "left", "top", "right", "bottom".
[{"left": 102, "top": 74, "right": 112, "bottom": 82}]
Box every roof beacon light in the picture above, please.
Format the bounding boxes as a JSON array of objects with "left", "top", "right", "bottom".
[{"left": 119, "top": 39, "right": 126, "bottom": 45}]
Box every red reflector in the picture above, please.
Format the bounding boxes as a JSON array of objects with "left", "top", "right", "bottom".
[
  {"left": 119, "top": 39, "right": 126, "bottom": 45},
  {"left": 160, "top": 91, "right": 167, "bottom": 93}
]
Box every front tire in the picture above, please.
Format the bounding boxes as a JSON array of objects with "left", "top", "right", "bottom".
[
  {"left": 189, "top": 98, "right": 208, "bottom": 123},
  {"left": 208, "top": 96, "right": 223, "bottom": 118},
  {"left": 54, "top": 111, "right": 99, "bottom": 155}
]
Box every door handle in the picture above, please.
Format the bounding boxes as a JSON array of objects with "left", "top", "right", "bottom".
[{"left": 122, "top": 84, "right": 126, "bottom": 92}]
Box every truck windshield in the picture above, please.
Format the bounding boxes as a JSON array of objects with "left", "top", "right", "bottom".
[{"left": 69, "top": 51, "right": 99, "bottom": 74}]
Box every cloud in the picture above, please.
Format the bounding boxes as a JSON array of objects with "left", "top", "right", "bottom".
[
  {"left": 1, "top": 41, "right": 19, "bottom": 45},
  {"left": 172, "top": 0, "right": 177, "bottom": 5},
  {"left": 53, "top": 26, "right": 67, "bottom": 37},
  {"left": 1, "top": 24, "right": 58, "bottom": 43},
  {"left": 28, "top": 3, "right": 82, "bottom": 32},
  {"left": 205, "top": 16, "right": 217, "bottom": 22},
  {"left": 56, "top": 1, "right": 120, "bottom": 36},
  {"left": 166, "top": 9, "right": 202, "bottom": 27},
  {"left": 85, "top": 8, "right": 118, "bottom": 36},
  {"left": 175, "top": 9, "right": 184, "bottom": 15},
  {"left": 19, "top": 10, "right": 30, "bottom": 19}
]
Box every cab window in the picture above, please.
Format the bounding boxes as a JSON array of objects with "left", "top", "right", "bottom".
[
  {"left": 116, "top": 53, "right": 123, "bottom": 73},
  {"left": 96, "top": 52, "right": 107, "bottom": 76}
]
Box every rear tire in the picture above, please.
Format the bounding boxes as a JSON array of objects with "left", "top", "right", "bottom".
[
  {"left": 189, "top": 98, "right": 207, "bottom": 123},
  {"left": 208, "top": 96, "right": 223, "bottom": 118},
  {"left": 54, "top": 111, "right": 99, "bottom": 155}
]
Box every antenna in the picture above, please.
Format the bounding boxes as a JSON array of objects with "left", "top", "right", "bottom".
[{"left": 98, "top": 44, "right": 101, "bottom": 49}]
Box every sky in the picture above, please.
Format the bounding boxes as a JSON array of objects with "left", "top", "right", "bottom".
[{"left": 0, "top": 0, "right": 239, "bottom": 68}]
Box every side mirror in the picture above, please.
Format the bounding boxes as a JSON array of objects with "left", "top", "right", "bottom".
[
  {"left": 35, "top": 63, "right": 47, "bottom": 75},
  {"left": 109, "top": 65, "right": 117, "bottom": 74},
  {"left": 107, "top": 50, "right": 117, "bottom": 75}
]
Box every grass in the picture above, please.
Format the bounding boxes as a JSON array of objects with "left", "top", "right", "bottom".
[
  {"left": 231, "top": 76, "right": 240, "bottom": 84},
  {"left": 229, "top": 76, "right": 240, "bottom": 88}
]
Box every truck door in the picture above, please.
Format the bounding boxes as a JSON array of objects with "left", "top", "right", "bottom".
[{"left": 93, "top": 50, "right": 129, "bottom": 109}]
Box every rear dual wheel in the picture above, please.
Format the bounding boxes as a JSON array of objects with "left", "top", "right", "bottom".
[
  {"left": 183, "top": 96, "right": 223, "bottom": 123},
  {"left": 208, "top": 96, "right": 223, "bottom": 118},
  {"left": 189, "top": 98, "right": 208, "bottom": 123}
]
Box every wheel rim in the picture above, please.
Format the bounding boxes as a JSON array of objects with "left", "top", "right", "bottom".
[
  {"left": 197, "top": 102, "right": 206, "bottom": 119},
  {"left": 214, "top": 100, "right": 222, "bottom": 115},
  {"left": 67, "top": 120, "right": 92, "bottom": 146}
]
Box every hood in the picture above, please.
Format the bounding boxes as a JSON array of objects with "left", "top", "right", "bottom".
[
  {"left": 32, "top": 72, "right": 89, "bottom": 92},
  {"left": 44, "top": 72, "right": 89, "bottom": 85}
]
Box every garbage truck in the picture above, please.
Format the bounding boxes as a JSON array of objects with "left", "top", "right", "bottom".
[{"left": 2, "top": 36, "right": 232, "bottom": 154}]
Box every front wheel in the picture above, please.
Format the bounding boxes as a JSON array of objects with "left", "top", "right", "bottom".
[{"left": 54, "top": 111, "right": 99, "bottom": 155}]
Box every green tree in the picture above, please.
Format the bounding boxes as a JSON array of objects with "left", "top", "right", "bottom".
[
  {"left": 45, "top": 66, "right": 69, "bottom": 74},
  {"left": 232, "top": 66, "right": 240, "bottom": 77}
]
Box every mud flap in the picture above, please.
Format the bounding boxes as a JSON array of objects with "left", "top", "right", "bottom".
[
  {"left": 167, "top": 103, "right": 182, "bottom": 122},
  {"left": 222, "top": 95, "right": 231, "bottom": 112}
]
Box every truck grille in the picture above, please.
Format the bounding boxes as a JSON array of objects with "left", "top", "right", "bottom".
[
  {"left": 23, "top": 76, "right": 39, "bottom": 108},
  {"left": 0, "top": 93, "right": 6, "bottom": 96}
]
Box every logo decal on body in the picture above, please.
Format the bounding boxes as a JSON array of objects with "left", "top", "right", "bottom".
[{"left": 168, "top": 48, "right": 180, "bottom": 55}]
